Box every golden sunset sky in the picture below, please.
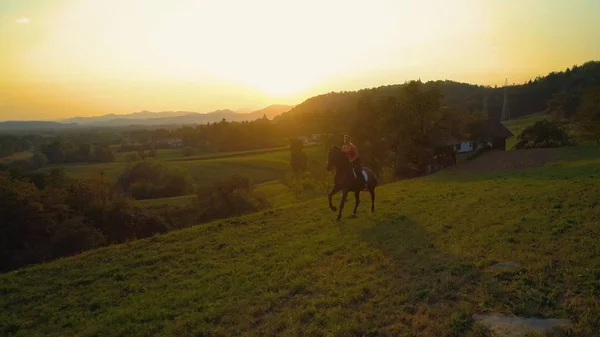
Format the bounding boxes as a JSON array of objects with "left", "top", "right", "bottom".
[{"left": 1, "top": 0, "right": 599, "bottom": 120}]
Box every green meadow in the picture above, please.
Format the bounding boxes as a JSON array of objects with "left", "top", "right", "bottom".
[
  {"left": 40, "top": 144, "right": 326, "bottom": 189},
  {"left": 2, "top": 143, "right": 600, "bottom": 336}
]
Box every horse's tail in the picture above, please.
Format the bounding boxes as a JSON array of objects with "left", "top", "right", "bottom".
[
  {"left": 366, "top": 167, "right": 378, "bottom": 187},
  {"left": 372, "top": 170, "right": 379, "bottom": 187}
]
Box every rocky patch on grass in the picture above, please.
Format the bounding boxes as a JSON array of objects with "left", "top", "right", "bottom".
[
  {"left": 473, "top": 312, "right": 571, "bottom": 336},
  {"left": 488, "top": 261, "right": 520, "bottom": 270}
]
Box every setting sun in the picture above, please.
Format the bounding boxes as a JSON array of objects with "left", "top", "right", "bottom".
[{"left": 1, "top": 0, "right": 599, "bottom": 119}]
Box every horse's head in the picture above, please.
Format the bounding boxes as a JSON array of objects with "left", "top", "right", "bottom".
[{"left": 326, "top": 145, "right": 346, "bottom": 171}]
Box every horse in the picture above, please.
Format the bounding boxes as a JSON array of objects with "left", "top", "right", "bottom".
[{"left": 326, "top": 146, "right": 378, "bottom": 221}]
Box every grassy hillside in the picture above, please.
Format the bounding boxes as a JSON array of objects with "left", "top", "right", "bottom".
[
  {"left": 134, "top": 181, "right": 297, "bottom": 210},
  {"left": 502, "top": 113, "right": 549, "bottom": 150},
  {"left": 3, "top": 146, "right": 600, "bottom": 336},
  {"left": 41, "top": 145, "right": 325, "bottom": 189}
]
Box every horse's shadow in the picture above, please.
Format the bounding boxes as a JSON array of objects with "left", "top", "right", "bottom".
[{"left": 357, "top": 214, "right": 483, "bottom": 334}]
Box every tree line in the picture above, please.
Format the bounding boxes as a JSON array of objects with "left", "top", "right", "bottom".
[
  {"left": 1, "top": 61, "right": 598, "bottom": 169},
  {"left": 0, "top": 163, "right": 269, "bottom": 272},
  {"left": 275, "top": 61, "right": 600, "bottom": 133}
]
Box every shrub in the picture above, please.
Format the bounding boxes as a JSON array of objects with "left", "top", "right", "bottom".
[
  {"left": 183, "top": 147, "right": 197, "bottom": 157},
  {"left": 0, "top": 171, "right": 172, "bottom": 272},
  {"left": 51, "top": 217, "right": 106, "bottom": 258},
  {"left": 125, "top": 152, "right": 142, "bottom": 162},
  {"left": 118, "top": 160, "right": 195, "bottom": 199},
  {"left": 281, "top": 166, "right": 331, "bottom": 201},
  {"left": 290, "top": 138, "right": 308, "bottom": 172},
  {"left": 7, "top": 159, "right": 33, "bottom": 175},
  {"left": 98, "top": 197, "right": 168, "bottom": 243},
  {"left": 380, "top": 166, "right": 397, "bottom": 184},
  {"left": 198, "top": 175, "right": 269, "bottom": 221},
  {"left": 30, "top": 151, "right": 48, "bottom": 169},
  {"left": 96, "top": 145, "right": 113, "bottom": 163},
  {"left": 514, "top": 120, "right": 574, "bottom": 149}
]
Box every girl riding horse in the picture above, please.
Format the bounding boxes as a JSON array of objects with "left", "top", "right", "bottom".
[{"left": 327, "top": 137, "right": 377, "bottom": 221}]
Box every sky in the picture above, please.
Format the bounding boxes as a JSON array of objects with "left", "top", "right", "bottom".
[{"left": 1, "top": 0, "right": 599, "bottom": 121}]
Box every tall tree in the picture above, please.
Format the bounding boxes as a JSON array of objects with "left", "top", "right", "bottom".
[{"left": 574, "top": 86, "right": 600, "bottom": 143}]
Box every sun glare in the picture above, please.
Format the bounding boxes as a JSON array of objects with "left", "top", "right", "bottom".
[{"left": 2, "top": 0, "right": 599, "bottom": 119}]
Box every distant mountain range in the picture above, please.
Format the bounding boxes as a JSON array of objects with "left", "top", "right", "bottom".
[
  {"left": 60, "top": 104, "right": 294, "bottom": 126},
  {"left": 0, "top": 105, "right": 294, "bottom": 131},
  {"left": 0, "top": 121, "right": 79, "bottom": 131}
]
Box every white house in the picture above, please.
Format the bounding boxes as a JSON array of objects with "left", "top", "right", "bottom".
[{"left": 458, "top": 141, "right": 474, "bottom": 153}]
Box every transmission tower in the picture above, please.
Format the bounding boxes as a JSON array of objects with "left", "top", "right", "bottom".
[
  {"left": 483, "top": 87, "right": 489, "bottom": 119},
  {"left": 500, "top": 79, "right": 510, "bottom": 121}
]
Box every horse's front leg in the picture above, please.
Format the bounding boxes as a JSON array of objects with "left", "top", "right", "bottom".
[
  {"left": 353, "top": 190, "right": 360, "bottom": 214},
  {"left": 337, "top": 189, "right": 348, "bottom": 221},
  {"left": 369, "top": 187, "right": 375, "bottom": 213},
  {"left": 328, "top": 185, "right": 341, "bottom": 212}
]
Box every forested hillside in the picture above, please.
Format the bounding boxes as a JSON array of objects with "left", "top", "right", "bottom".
[{"left": 275, "top": 61, "right": 600, "bottom": 135}]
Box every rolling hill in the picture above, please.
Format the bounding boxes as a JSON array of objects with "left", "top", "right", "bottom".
[
  {"left": 274, "top": 61, "right": 600, "bottom": 134},
  {"left": 60, "top": 105, "right": 294, "bottom": 127},
  {"left": 2, "top": 145, "right": 600, "bottom": 336},
  {"left": 0, "top": 105, "right": 295, "bottom": 131},
  {"left": 0, "top": 121, "right": 79, "bottom": 132}
]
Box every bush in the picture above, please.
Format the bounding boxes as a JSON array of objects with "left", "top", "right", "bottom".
[
  {"left": 98, "top": 197, "right": 168, "bottom": 243},
  {"left": 30, "top": 151, "right": 48, "bottom": 169},
  {"left": 290, "top": 138, "right": 308, "bottom": 173},
  {"left": 281, "top": 163, "right": 332, "bottom": 201},
  {"left": 7, "top": 159, "right": 33, "bottom": 174},
  {"left": 118, "top": 160, "right": 195, "bottom": 199},
  {"left": 0, "top": 170, "right": 178, "bottom": 271},
  {"left": 198, "top": 175, "right": 269, "bottom": 221},
  {"left": 514, "top": 120, "right": 574, "bottom": 149},
  {"left": 380, "top": 166, "right": 397, "bottom": 184},
  {"left": 183, "top": 147, "right": 197, "bottom": 157},
  {"left": 125, "top": 152, "right": 142, "bottom": 162},
  {"left": 51, "top": 217, "right": 106, "bottom": 258}
]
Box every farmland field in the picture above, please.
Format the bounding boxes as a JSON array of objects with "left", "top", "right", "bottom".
[
  {"left": 40, "top": 144, "right": 326, "bottom": 188},
  {"left": 0, "top": 151, "right": 32, "bottom": 164},
  {"left": 3, "top": 145, "right": 600, "bottom": 336}
]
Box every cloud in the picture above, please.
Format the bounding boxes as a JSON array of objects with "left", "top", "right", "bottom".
[{"left": 16, "top": 17, "right": 30, "bottom": 24}]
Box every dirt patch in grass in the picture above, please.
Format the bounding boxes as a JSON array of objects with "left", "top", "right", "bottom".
[
  {"left": 455, "top": 149, "right": 561, "bottom": 173},
  {"left": 488, "top": 261, "right": 521, "bottom": 270},
  {"left": 473, "top": 312, "right": 571, "bottom": 336}
]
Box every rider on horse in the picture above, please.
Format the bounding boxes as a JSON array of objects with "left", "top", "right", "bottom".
[{"left": 342, "top": 135, "right": 368, "bottom": 185}]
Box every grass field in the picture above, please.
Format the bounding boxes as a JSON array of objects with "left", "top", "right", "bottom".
[
  {"left": 42, "top": 145, "right": 326, "bottom": 189},
  {"left": 134, "top": 182, "right": 297, "bottom": 209},
  {"left": 0, "top": 151, "right": 32, "bottom": 164},
  {"left": 502, "top": 113, "right": 549, "bottom": 149},
  {"left": 3, "top": 145, "right": 600, "bottom": 336}
]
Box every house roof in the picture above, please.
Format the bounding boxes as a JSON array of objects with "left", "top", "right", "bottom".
[
  {"left": 440, "top": 134, "right": 461, "bottom": 146},
  {"left": 483, "top": 120, "right": 514, "bottom": 139},
  {"left": 431, "top": 133, "right": 461, "bottom": 148}
]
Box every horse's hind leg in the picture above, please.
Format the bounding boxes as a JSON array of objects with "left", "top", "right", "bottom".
[
  {"left": 353, "top": 191, "right": 360, "bottom": 214},
  {"left": 369, "top": 188, "right": 375, "bottom": 213},
  {"left": 337, "top": 189, "right": 348, "bottom": 221}
]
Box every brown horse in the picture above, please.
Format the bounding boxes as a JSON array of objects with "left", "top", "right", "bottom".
[{"left": 326, "top": 146, "right": 378, "bottom": 221}]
